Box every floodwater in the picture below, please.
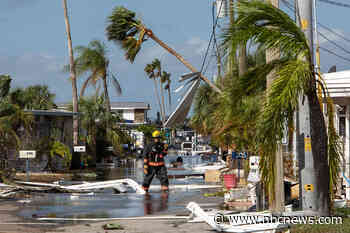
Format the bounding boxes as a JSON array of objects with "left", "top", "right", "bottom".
[{"left": 18, "top": 154, "right": 221, "bottom": 220}]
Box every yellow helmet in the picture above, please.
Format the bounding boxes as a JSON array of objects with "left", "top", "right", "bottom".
[{"left": 152, "top": 130, "right": 161, "bottom": 138}]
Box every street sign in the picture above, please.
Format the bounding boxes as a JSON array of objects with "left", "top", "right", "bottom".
[
  {"left": 74, "top": 146, "right": 86, "bottom": 152},
  {"left": 19, "top": 150, "right": 36, "bottom": 159}
]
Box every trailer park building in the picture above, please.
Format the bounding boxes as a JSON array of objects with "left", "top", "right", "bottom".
[{"left": 57, "top": 101, "right": 151, "bottom": 149}]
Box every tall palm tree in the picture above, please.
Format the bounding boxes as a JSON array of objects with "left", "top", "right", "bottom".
[
  {"left": 222, "top": 0, "right": 341, "bottom": 215},
  {"left": 152, "top": 59, "right": 166, "bottom": 123},
  {"left": 62, "top": 0, "right": 79, "bottom": 147},
  {"left": 70, "top": 40, "right": 122, "bottom": 112},
  {"left": 105, "top": 7, "right": 222, "bottom": 94},
  {"left": 163, "top": 72, "right": 172, "bottom": 111},
  {"left": 144, "top": 62, "right": 164, "bottom": 125}
]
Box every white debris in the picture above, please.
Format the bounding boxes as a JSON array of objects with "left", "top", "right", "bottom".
[{"left": 186, "top": 202, "right": 289, "bottom": 233}]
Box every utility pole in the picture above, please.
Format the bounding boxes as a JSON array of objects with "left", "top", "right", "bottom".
[
  {"left": 227, "top": 0, "right": 236, "bottom": 73},
  {"left": 237, "top": 0, "right": 247, "bottom": 76},
  {"left": 296, "top": 0, "right": 318, "bottom": 212},
  {"left": 265, "top": 0, "right": 285, "bottom": 213}
]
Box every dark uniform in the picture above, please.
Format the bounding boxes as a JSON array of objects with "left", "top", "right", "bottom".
[{"left": 142, "top": 141, "right": 169, "bottom": 192}]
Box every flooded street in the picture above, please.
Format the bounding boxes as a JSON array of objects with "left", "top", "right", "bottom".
[{"left": 17, "top": 155, "right": 222, "bottom": 220}]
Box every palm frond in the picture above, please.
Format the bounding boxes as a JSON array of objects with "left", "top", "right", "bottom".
[
  {"left": 106, "top": 6, "right": 144, "bottom": 63},
  {"left": 221, "top": 0, "right": 310, "bottom": 62},
  {"left": 111, "top": 73, "right": 122, "bottom": 96}
]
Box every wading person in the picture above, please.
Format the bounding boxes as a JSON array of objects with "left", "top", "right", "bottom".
[{"left": 142, "top": 130, "right": 169, "bottom": 193}]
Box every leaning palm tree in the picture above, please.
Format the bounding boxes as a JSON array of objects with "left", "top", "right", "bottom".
[
  {"left": 222, "top": 0, "right": 341, "bottom": 215},
  {"left": 69, "top": 40, "right": 122, "bottom": 112},
  {"left": 105, "top": 7, "right": 222, "bottom": 94},
  {"left": 144, "top": 62, "right": 164, "bottom": 125}
]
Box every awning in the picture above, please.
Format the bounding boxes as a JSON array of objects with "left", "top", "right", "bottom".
[{"left": 164, "top": 79, "right": 201, "bottom": 128}]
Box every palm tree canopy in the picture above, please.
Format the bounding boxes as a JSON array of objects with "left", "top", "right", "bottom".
[
  {"left": 0, "top": 75, "right": 11, "bottom": 99},
  {"left": 106, "top": 7, "right": 146, "bottom": 62},
  {"left": 222, "top": 0, "right": 311, "bottom": 63},
  {"left": 222, "top": 0, "right": 313, "bottom": 145},
  {"left": 66, "top": 40, "right": 122, "bottom": 98},
  {"left": 7, "top": 85, "right": 55, "bottom": 110},
  {"left": 144, "top": 63, "right": 155, "bottom": 79},
  {"left": 222, "top": 1, "right": 340, "bottom": 213}
]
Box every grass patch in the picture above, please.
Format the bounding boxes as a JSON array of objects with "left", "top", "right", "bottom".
[
  {"left": 203, "top": 191, "right": 225, "bottom": 197},
  {"left": 291, "top": 217, "right": 350, "bottom": 233}
]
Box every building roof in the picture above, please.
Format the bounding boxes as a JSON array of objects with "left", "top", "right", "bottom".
[
  {"left": 110, "top": 102, "right": 150, "bottom": 110},
  {"left": 56, "top": 102, "right": 150, "bottom": 110},
  {"left": 323, "top": 70, "right": 350, "bottom": 105},
  {"left": 25, "top": 109, "right": 75, "bottom": 117}
]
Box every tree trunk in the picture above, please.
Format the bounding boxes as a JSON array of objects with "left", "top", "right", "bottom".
[
  {"left": 80, "top": 77, "right": 90, "bottom": 98},
  {"left": 307, "top": 83, "right": 330, "bottom": 215},
  {"left": 102, "top": 74, "right": 111, "bottom": 112},
  {"left": 153, "top": 79, "right": 164, "bottom": 126},
  {"left": 227, "top": 0, "right": 236, "bottom": 74},
  {"left": 79, "top": 71, "right": 98, "bottom": 98},
  {"left": 265, "top": 0, "right": 284, "bottom": 212},
  {"left": 63, "top": 0, "right": 80, "bottom": 169},
  {"left": 237, "top": 0, "right": 247, "bottom": 76},
  {"left": 159, "top": 78, "right": 166, "bottom": 125},
  {"left": 146, "top": 31, "right": 222, "bottom": 94}
]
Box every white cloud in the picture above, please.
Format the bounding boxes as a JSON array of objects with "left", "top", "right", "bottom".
[{"left": 186, "top": 37, "right": 209, "bottom": 55}]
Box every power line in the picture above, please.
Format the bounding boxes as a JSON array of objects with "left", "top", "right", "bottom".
[
  {"left": 212, "top": 2, "right": 223, "bottom": 77},
  {"left": 319, "top": 47, "right": 350, "bottom": 63},
  {"left": 318, "top": 0, "right": 350, "bottom": 9},
  {"left": 281, "top": 0, "right": 295, "bottom": 12},
  {"left": 318, "top": 32, "right": 350, "bottom": 56},
  {"left": 318, "top": 23, "right": 350, "bottom": 44},
  {"left": 200, "top": 0, "right": 223, "bottom": 73}
]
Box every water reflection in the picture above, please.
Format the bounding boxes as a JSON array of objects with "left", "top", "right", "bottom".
[
  {"left": 143, "top": 193, "right": 169, "bottom": 215},
  {"left": 18, "top": 155, "right": 218, "bottom": 220}
]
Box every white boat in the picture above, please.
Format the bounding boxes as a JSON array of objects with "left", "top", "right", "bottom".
[
  {"left": 192, "top": 161, "right": 226, "bottom": 173},
  {"left": 334, "top": 199, "right": 346, "bottom": 208}
]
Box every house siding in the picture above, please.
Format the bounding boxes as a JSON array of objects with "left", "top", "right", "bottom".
[{"left": 134, "top": 109, "right": 145, "bottom": 123}]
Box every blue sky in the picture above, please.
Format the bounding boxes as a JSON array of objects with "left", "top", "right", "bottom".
[{"left": 1, "top": 0, "right": 350, "bottom": 118}]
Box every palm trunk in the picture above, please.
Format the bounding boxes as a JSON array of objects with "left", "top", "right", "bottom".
[
  {"left": 308, "top": 78, "right": 330, "bottom": 215},
  {"left": 146, "top": 31, "right": 222, "bottom": 94},
  {"left": 80, "top": 78, "right": 90, "bottom": 98},
  {"left": 62, "top": 0, "right": 79, "bottom": 146},
  {"left": 265, "top": 0, "right": 284, "bottom": 212},
  {"left": 159, "top": 79, "right": 166, "bottom": 125},
  {"left": 102, "top": 74, "right": 111, "bottom": 112},
  {"left": 153, "top": 79, "right": 164, "bottom": 126},
  {"left": 80, "top": 71, "right": 98, "bottom": 98},
  {"left": 237, "top": 1, "right": 247, "bottom": 76},
  {"left": 167, "top": 89, "right": 172, "bottom": 110},
  {"left": 227, "top": 0, "right": 236, "bottom": 74}
]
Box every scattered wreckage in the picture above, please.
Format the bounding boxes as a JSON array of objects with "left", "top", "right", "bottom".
[{"left": 0, "top": 178, "right": 222, "bottom": 198}]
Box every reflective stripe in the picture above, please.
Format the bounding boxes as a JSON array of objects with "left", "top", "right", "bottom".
[{"left": 148, "top": 162, "right": 165, "bottom": 166}]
